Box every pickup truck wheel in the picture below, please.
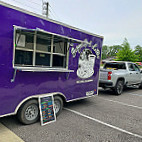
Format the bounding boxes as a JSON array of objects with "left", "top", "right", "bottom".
[
  {"left": 139, "top": 82, "right": 142, "bottom": 89},
  {"left": 114, "top": 80, "right": 124, "bottom": 95}
]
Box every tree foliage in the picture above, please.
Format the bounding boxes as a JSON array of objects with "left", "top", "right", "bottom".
[
  {"left": 134, "top": 45, "right": 142, "bottom": 61},
  {"left": 108, "top": 45, "right": 122, "bottom": 57},
  {"left": 116, "top": 38, "right": 138, "bottom": 62},
  {"left": 102, "top": 38, "right": 142, "bottom": 62},
  {"left": 102, "top": 45, "right": 122, "bottom": 60},
  {"left": 102, "top": 45, "right": 108, "bottom": 59}
]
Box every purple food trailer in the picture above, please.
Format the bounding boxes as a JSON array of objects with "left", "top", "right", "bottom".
[{"left": 0, "top": 1, "right": 103, "bottom": 124}]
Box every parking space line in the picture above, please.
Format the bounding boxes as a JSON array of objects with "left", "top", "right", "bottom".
[
  {"left": 99, "top": 97, "right": 142, "bottom": 110},
  {"left": 0, "top": 123, "right": 24, "bottom": 142},
  {"left": 64, "top": 108, "right": 142, "bottom": 139},
  {"left": 128, "top": 93, "right": 142, "bottom": 97}
]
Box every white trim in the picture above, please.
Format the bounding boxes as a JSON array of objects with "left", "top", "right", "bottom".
[
  {"left": 0, "top": 93, "right": 97, "bottom": 118},
  {"left": 97, "top": 40, "right": 103, "bottom": 95},
  {"left": 52, "top": 53, "right": 66, "bottom": 56},
  {"left": 15, "top": 48, "right": 33, "bottom": 52},
  {"left": 50, "top": 35, "right": 54, "bottom": 67},
  {"left": 36, "top": 50, "right": 51, "bottom": 54},
  {"left": 14, "top": 66, "right": 74, "bottom": 72},
  {"left": 33, "top": 30, "right": 37, "bottom": 66},
  {"left": 0, "top": 112, "right": 16, "bottom": 118},
  {"left": 36, "top": 28, "right": 83, "bottom": 43},
  {"left": 12, "top": 26, "right": 16, "bottom": 68},
  {"left": 14, "top": 25, "right": 32, "bottom": 30},
  {"left": 15, "top": 92, "right": 67, "bottom": 113},
  {"left": 13, "top": 26, "right": 71, "bottom": 71},
  {"left": 0, "top": 1, "right": 103, "bottom": 39},
  {"left": 66, "top": 94, "right": 97, "bottom": 102},
  {"left": 66, "top": 42, "right": 70, "bottom": 68},
  {"left": 0, "top": 92, "right": 67, "bottom": 118}
]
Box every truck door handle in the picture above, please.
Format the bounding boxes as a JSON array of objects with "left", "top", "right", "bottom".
[
  {"left": 130, "top": 73, "right": 132, "bottom": 74},
  {"left": 136, "top": 73, "right": 138, "bottom": 74}
]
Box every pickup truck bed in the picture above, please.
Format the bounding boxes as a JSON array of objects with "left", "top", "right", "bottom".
[{"left": 99, "top": 61, "right": 142, "bottom": 95}]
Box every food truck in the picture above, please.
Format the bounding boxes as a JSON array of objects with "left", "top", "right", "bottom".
[{"left": 0, "top": 1, "right": 103, "bottom": 124}]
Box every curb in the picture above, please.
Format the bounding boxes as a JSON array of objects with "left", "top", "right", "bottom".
[{"left": 0, "top": 123, "right": 24, "bottom": 142}]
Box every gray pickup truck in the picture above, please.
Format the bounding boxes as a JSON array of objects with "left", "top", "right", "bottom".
[{"left": 99, "top": 61, "right": 142, "bottom": 95}]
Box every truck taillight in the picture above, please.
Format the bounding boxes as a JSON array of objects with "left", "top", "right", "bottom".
[{"left": 108, "top": 71, "right": 112, "bottom": 80}]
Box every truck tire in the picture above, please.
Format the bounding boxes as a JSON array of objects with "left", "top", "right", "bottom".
[
  {"left": 114, "top": 80, "right": 124, "bottom": 95},
  {"left": 54, "top": 96, "right": 63, "bottom": 116},
  {"left": 139, "top": 82, "right": 142, "bottom": 89},
  {"left": 17, "top": 99, "right": 39, "bottom": 125}
]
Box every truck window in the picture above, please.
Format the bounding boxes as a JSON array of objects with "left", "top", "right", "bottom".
[
  {"left": 14, "top": 28, "right": 68, "bottom": 68},
  {"left": 128, "top": 63, "right": 135, "bottom": 71},
  {"left": 104, "top": 63, "right": 126, "bottom": 70},
  {"left": 133, "top": 64, "right": 140, "bottom": 72}
]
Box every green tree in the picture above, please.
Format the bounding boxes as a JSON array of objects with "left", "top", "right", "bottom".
[
  {"left": 116, "top": 38, "right": 138, "bottom": 62},
  {"left": 108, "top": 45, "right": 122, "bottom": 57},
  {"left": 134, "top": 45, "right": 142, "bottom": 61},
  {"left": 102, "top": 45, "right": 122, "bottom": 60},
  {"left": 102, "top": 45, "right": 109, "bottom": 59}
]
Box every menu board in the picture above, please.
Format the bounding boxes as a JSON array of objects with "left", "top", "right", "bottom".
[{"left": 39, "top": 95, "right": 56, "bottom": 126}]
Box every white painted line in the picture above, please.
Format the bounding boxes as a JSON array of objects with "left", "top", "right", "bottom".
[
  {"left": 64, "top": 108, "right": 142, "bottom": 139},
  {"left": 99, "top": 98, "right": 142, "bottom": 110},
  {"left": 128, "top": 93, "right": 142, "bottom": 97}
]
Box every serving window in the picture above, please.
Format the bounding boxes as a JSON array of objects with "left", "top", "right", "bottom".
[
  {"left": 14, "top": 28, "right": 69, "bottom": 69},
  {"left": 15, "top": 30, "right": 34, "bottom": 66}
]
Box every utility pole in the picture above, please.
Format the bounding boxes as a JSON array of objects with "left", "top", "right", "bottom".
[{"left": 42, "top": 0, "right": 49, "bottom": 17}]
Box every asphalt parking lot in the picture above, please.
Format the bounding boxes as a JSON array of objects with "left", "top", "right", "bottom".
[{"left": 0, "top": 87, "right": 142, "bottom": 142}]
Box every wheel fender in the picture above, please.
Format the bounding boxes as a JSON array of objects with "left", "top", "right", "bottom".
[
  {"left": 15, "top": 92, "right": 67, "bottom": 115},
  {"left": 115, "top": 78, "right": 125, "bottom": 86}
]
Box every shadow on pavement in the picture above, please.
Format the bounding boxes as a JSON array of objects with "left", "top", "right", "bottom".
[{"left": 98, "top": 87, "right": 140, "bottom": 96}]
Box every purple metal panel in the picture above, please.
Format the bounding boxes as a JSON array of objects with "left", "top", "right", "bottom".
[{"left": 0, "top": 4, "right": 103, "bottom": 116}]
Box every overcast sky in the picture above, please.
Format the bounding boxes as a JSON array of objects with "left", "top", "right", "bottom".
[{"left": 1, "top": 0, "right": 142, "bottom": 49}]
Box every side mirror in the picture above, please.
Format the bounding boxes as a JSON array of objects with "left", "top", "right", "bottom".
[{"left": 140, "top": 70, "right": 142, "bottom": 73}]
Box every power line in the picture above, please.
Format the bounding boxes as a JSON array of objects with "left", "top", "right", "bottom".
[
  {"left": 13, "top": 0, "right": 41, "bottom": 11},
  {"left": 41, "top": 0, "right": 61, "bottom": 20},
  {"left": 28, "top": 0, "right": 42, "bottom": 6},
  {"left": 49, "top": 4, "right": 61, "bottom": 21},
  {"left": 48, "top": 9, "right": 56, "bottom": 19}
]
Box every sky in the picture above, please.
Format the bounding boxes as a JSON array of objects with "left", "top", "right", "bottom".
[{"left": 1, "top": 0, "right": 142, "bottom": 49}]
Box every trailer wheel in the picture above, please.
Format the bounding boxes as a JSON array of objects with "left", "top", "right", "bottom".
[
  {"left": 17, "top": 99, "right": 39, "bottom": 125},
  {"left": 54, "top": 96, "right": 63, "bottom": 116},
  {"left": 114, "top": 80, "right": 124, "bottom": 95}
]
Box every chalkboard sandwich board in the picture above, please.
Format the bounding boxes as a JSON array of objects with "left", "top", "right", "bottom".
[{"left": 39, "top": 95, "right": 56, "bottom": 126}]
